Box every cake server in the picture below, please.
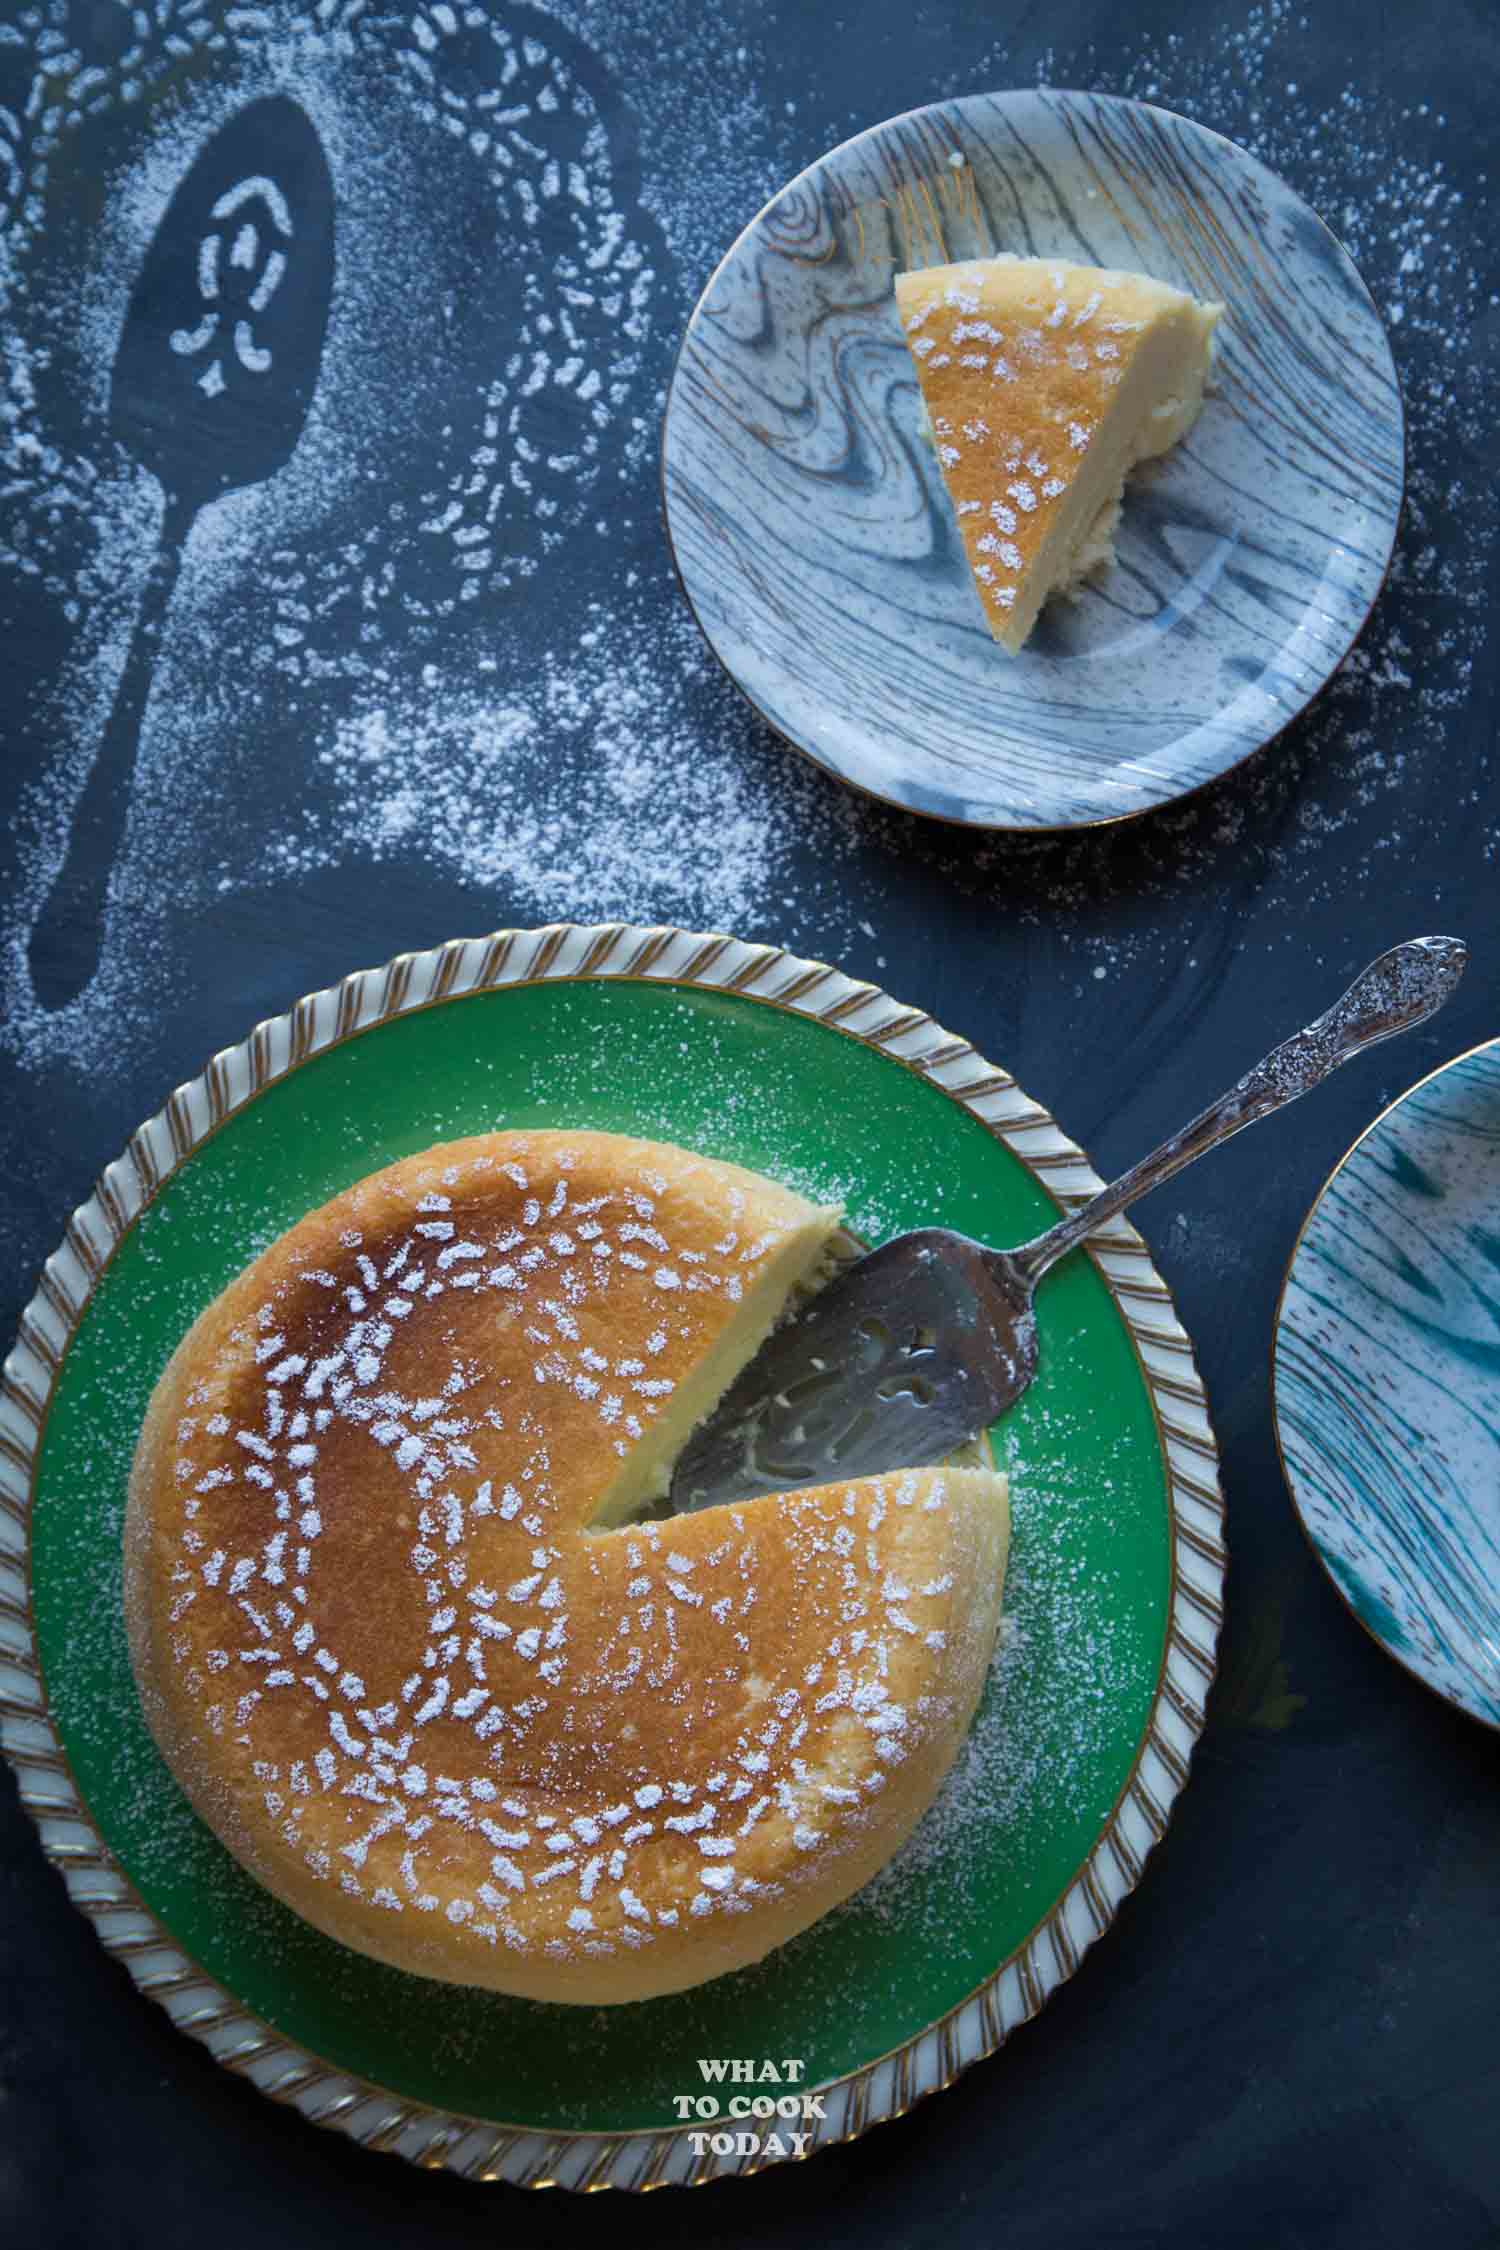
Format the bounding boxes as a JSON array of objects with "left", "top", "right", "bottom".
[{"left": 670, "top": 936, "right": 1468, "bottom": 1511}]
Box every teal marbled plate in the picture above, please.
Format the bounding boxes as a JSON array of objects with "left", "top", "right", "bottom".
[{"left": 1274, "top": 1041, "right": 1500, "bottom": 1728}]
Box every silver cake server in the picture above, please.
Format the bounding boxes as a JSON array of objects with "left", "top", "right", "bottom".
[{"left": 670, "top": 936, "right": 1468, "bottom": 1511}]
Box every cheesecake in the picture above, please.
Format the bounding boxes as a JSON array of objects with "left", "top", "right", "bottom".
[
  {"left": 894, "top": 254, "right": 1221, "bottom": 651},
  {"left": 124, "top": 1131, "right": 1011, "bottom": 2004}
]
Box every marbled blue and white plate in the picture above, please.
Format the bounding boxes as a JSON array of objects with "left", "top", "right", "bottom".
[
  {"left": 1275, "top": 1042, "right": 1500, "bottom": 1729},
  {"left": 662, "top": 89, "right": 1404, "bottom": 830}
]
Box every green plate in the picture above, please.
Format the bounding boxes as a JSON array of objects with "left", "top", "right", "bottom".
[{"left": 0, "top": 924, "right": 1224, "bottom": 2189}]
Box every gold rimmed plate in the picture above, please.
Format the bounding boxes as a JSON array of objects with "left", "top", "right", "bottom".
[
  {"left": 1274, "top": 1039, "right": 1500, "bottom": 1730},
  {"left": 662, "top": 88, "right": 1403, "bottom": 830},
  {"left": 0, "top": 923, "right": 1224, "bottom": 2186}
]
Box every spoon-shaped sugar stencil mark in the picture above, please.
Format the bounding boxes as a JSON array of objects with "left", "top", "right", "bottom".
[{"left": 28, "top": 95, "right": 334, "bottom": 1011}]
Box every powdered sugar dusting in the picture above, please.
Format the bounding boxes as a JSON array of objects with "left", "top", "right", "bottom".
[
  {"left": 238, "top": 598, "right": 865, "bottom": 936},
  {"left": 0, "top": 0, "right": 849, "bottom": 1076},
  {"left": 138, "top": 1132, "right": 1006, "bottom": 1989}
]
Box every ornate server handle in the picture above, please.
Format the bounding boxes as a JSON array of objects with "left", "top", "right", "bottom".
[{"left": 1009, "top": 937, "right": 1469, "bottom": 1285}]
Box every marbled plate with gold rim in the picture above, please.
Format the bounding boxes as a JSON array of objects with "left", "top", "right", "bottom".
[
  {"left": 662, "top": 88, "right": 1403, "bottom": 831},
  {"left": 0, "top": 923, "right": 1224, "bottom": 2188}
]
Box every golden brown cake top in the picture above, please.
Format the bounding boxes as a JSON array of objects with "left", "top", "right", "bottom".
[
  {"left": 893, "top": 256, "right": 1210, "bottom": 641},
  {"left": 126, "top": 1131, "right": 1007, "bottom": 1995}
]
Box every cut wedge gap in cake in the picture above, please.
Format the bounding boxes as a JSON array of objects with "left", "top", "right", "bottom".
[
  {"left": 605, "top": 1225, "right": 1000, "bottom": 1527},
  {"left": 894, "top": 254, "right": 1222, "bottom": 653},
  {"left": 583, "top": 1196, "right": 848, "bottom": 1528},
  {"left": 125, "top": 1131, "right": 1017, "bottom": 2002}
]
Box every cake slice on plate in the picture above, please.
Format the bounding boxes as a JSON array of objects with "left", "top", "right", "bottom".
[{"left": 893, "top": 254, "right": 1221, "bottom": 652}]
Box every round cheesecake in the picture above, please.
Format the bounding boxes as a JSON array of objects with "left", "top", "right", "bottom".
[{"left": 124, "top": 1130, "right": 1011, "bottom": 2003}]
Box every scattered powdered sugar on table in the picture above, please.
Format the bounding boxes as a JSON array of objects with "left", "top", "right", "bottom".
[
  {"left": 239, "top": 593, "right": 866, "bottom": 938},
  {"left": 1, "top": 1, "right": 841, "bottom": 1074},
  {"left": 548, "top": 0, "right": 801, "bottom": 299}
]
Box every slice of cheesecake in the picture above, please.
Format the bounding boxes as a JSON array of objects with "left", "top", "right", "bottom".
[{"left": 893, "top": 255, "right": 1221, "bottom": 652}]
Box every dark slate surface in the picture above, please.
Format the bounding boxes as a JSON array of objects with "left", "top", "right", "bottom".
[{"left": 2, "top": 1, "right": 1497, "bottom": 2243}]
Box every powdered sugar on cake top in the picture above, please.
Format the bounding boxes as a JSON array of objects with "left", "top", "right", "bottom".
[{"left": 153, "top": 1142, "right": 979, "bottom": 1962}]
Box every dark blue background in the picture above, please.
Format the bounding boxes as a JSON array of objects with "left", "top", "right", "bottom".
[{"left": 2, "top": 1, "right": 1497, "bottom": 2243}]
